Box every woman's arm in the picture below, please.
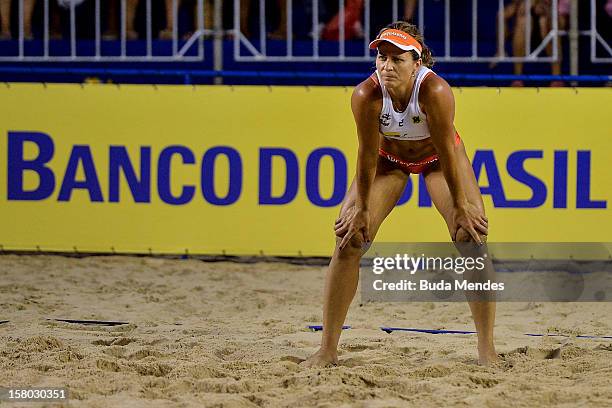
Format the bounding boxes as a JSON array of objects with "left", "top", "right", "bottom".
[
  {"left": 351, "top": 82, "right": 381, "bottom": 212},
  {"left": 420, "top": 75, "right": 487, "bottom": 243},
  {"left": 336, "top": 80, "right": 381, "bottom": 249}
]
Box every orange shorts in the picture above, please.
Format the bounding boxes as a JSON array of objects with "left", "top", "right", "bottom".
[{"left": 379, "top": 132, "right": 461, "bottom": 174}]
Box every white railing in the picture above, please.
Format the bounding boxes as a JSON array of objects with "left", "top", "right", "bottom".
[
  {"left": 0, "top": 0, "right": 609, "bottom": 66},
  {"left": 232, "top": 0, "right": 563, "bottom": 62},
  {"left": 0, "top": 0, "right": 206, "bottom": 61},
  {"left": 590, "top": 0, "right": 612, "bottom": 63}
]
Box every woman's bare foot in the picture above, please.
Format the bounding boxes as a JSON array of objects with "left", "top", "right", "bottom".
[
  {"left": 126, "top": 29, "right": 138, "bottom": 40},
  {"left": 268, "top": 29, "right": 286, "bottom": 40},
  {"left": 478, "top": 344, "right": 499, "bottom": 366},
  {"left": 159, "top": 28, "right": 173, "bottom": 40},
  {"left": 102, "top": 30, "right": 118, "bottom": 40},
  {"left": 300, "top": 349, "right": 338, "bottom": 368}
]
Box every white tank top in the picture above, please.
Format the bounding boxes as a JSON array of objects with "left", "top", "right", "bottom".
[{"left": 375, "top": 66, "right": 435, "bottom": 141}]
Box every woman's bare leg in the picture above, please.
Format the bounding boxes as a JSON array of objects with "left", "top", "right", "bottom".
[
  {"left": 302, "top": 159, "right": 408, "bottom": 367},
  {"left": 103, "top": 0, "right": 119, "bottom": 39},
  {"left": 269, "top": 0, "right": 287, "bottom": 39},
  {"left": 512, "top": 1, "right": 527, "bottom": 82},
  {"left": 541, "top": 12, "right": 566, "bottom": 85},
  {"left": 424, "top": 139, "right": 498, "bottom": 365},
  {"left": 160, "top": 0, "right": 181, "bottom": 39},
  {"left": 165, "top": 0, "right": 177, "bottom": 30},
  {"left": 0, "top": 0, "right": 11, "bottom": 39},
  {"left": 126, "top": 0, "right": 139, "bottom": 39},
  {"left": 204, "top": 0, "right": 213, "bottom": 31},
  {"left": 239, "top": 0, "right": 250, "bottom": 37},
  {"left": 23, "top": 0, "right": 37, "bottom": 39}
]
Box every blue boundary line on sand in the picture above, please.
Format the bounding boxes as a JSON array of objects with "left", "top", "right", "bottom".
[
  {"left": 382, "top": 327, "right": 476, "bottom": 335},
  {"left": 380, "top": 327, "right": 612, "bottom": 339},
  {"left": 48, "top": 318, "right": 129, "bottom": 326},
  {"left": 307, "top": 325, "right": 612, "bottom": 339},
  {"left": 306, "top": 325, "right": 612, "bottom": 339},
  {"left": 308, "top": 325, "right": 351, "bottom": 331}
]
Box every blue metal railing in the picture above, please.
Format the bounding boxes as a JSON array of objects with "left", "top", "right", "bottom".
[{"left": 0, "top": 67, "right": 609, "bottom": 85}]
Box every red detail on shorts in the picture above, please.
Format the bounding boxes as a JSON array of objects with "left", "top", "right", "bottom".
[{"left": 379, "top": 132, "right": 462, "bottom": 174}]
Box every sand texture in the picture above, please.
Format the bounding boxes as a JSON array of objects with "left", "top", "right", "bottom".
[{"left": 1, "top": 254, "right": 611, "bottom": 407}]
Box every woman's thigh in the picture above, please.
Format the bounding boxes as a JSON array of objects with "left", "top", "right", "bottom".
[
  {"left": 423, "top": 139, "right": 485, "bottom": 236},
  {"left": 339, "top": 157, "right": 409, "bottom": 242}
]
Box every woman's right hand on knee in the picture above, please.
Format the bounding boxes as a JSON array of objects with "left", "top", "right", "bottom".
[{"left": 334, "top": 206, "right": 371, "bottom": 250}]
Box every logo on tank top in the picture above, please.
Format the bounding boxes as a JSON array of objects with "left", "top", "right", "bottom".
[
  {"left": 380, "top": 113, "right": 391, "bottom": 126},
  {"left": 412, "top": 116, "right": 422, "bottom": 124}
]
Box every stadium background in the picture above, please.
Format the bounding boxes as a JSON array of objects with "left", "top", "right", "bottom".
[{"left": 0, "top": 0, "right": 610, "bottom": 256}]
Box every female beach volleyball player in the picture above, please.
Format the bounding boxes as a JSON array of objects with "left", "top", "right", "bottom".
[{"left": 302, "top": 22, "right": 497, "bottom": 367}]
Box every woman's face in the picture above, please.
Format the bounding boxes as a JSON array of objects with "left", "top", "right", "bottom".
[{"left": 375, "top": 41, "right": 421, "bottom": 88}]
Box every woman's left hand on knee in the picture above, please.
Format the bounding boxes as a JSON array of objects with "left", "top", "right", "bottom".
[
  {"left": 451, "top": 203, "right": 488, "bottom": 244},
  {"left": 454, "top": 227, "right": 488, "bottom": 244}
]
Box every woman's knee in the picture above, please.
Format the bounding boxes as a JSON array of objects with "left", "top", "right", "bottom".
[
  {"left": 454, "top": 227, "right": 488, "bottom": 244},
  {"left": 335, "top": 234, "right": 371, "bottom": 259}
]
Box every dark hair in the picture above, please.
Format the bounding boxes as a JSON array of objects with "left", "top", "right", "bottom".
[{"left": 376, "top": 21, "right": 435, "bottom": 68}]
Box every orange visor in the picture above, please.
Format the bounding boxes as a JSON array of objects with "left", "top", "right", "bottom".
[{"left": 369, "top": 29, "right": 422, "bottom": 56}]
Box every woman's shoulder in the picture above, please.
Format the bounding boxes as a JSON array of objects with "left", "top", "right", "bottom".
[
  {"left": 351, "top": 74, "right": 383, "bottom": 109},
  {"left": 419, "top": 71, "right": 453, "bottom": 107}
]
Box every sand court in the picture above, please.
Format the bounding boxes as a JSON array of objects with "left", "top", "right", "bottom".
[{"left": 1, "top": 254, "right": 611, "bottom": 407}]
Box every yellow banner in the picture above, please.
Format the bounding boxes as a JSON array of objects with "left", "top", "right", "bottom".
[{"left": 0, "top": 83, "right": 610, "bottom": 256}]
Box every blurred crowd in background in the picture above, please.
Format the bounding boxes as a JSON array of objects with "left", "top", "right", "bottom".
[
  {"left": 1, "top": 0, "right": 610, "bottom": 41},
  {"left": 0, "top": 0, "right": 423, "bottom": 41},
  {"left": 0, "top": 0, "right": 610, "bottom": 84}
]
